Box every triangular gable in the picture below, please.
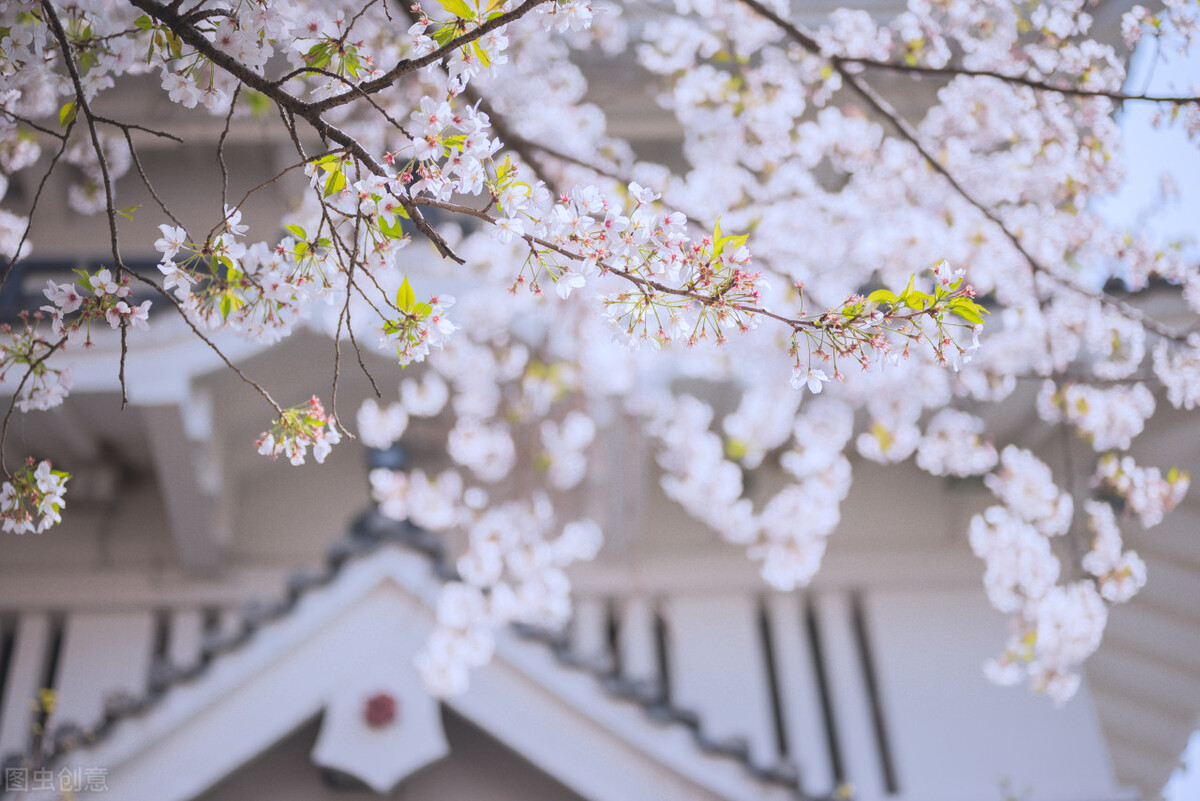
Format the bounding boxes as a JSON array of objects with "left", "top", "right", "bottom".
[{"left": 38, "top": 545, "right": 799, "bottom": 801}]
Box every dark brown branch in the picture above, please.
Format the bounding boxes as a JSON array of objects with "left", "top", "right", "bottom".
[
  {"left": 92, "top": 115, "right": 183, "bottom": 142},
  {"left": 305, "top": 0, "right": 555, "bottom": 114},
  {"left": 840, "top": 56, "right": 1200, "bottom": 105},
  {"left": 0, "top": 108, "right": 69, "bottom": 141},
  {"left": 411, "top": 197, "right": 954, "bottom": 336}
]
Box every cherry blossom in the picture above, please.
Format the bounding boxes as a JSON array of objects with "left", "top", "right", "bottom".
[{"left": 0, "top": 0, "right": 1198, "bottom": 706}]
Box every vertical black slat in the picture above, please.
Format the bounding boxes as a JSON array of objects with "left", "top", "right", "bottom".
[
  {"left": 38, "top": 616, "right": 63, "bottom": 697},
  {"left": 152, "top": 608, "right": 170, "bottom": 661},
  {"left": 652, "top": 605, "right": 671, "bottom": 705},
  {"left": 851, "top": 593, "right": 899, "bottom": 795},
  {"left": 33, "top": 615, "right": 64, "bottom": 751},
  {"left": 605, "top": 599, "right": 621, "bottom": 677},
  {"left": 757, "top": 600, "right": 791, "bottom": 759},
  {"left": 0, "top": 617, "right": 15, "bottom": 717},
  {"left": 202, "top": 606, "right": 221, "bottom": 635},
  {"left": 806, "top": 598, "right": 844, "bottom": 785}
]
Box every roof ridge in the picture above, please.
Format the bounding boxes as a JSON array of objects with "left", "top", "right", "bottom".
[{"left": 2, "top": 506, "right": 817, "bottom": 799}]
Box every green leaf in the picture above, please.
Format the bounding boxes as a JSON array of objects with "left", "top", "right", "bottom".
[
  {"left": 494, "top": 155, "right": 514, "bottom": 185},
  {"left": 904, "top": 290, "right": 930, "bottom": 310},
  {"left": 219, "top": 291, "right": 245, "bottom": 318},
  {"left": 314, "top": 154, "right": 341, "bottom": 171},
  {"left": 950, "top": 301, "right": 985, "bottom": 325},
  {"left": 323, "top": 169, "right": 346, "bottom": 197},
  {"left": 305, "top": 42, "right": 331, "bottom": 70},
  {"left": 134, "top": 15, "right": 155, "bottom": 30},
  {"left": 412, "top": 301, "right": 432, "bottom": 318},
  {"left": 285, "top": 224, "right": 307, "bottom": 241},
  {"left": 867, "top": 289, "right": 899, "bottom": 305},
  {"left": 379, "top": 216, "right": 407, "bottom": 239},
  {"left": 58, "top": 102, "right": 76, "bottom": 128},
  {"left": 439, "top": 0, "right": 475, "bottom": 18},
  {"left": 472, "top": 39, "right": 491, "bottom": 67},
  {"left": 244, "top": 90, "right": 270, "bottom": 118},
  {"left": 396, "top": 277, "right": 415, "bottom": 313}
]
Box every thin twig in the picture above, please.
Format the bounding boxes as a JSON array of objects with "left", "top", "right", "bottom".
[
  {"left": 3, "top": 133, "right": 75, "bottom": 294},
  {"left": 0, "top": 108, "right": 69, "bottom": 140},
  {"left": 217, "top": 83, "right": 241, "bottom": 213},
  {"left": 119, "top": 128, "right": 186, "bottom": 228},
  {"left": 92, "top": 115, "right": 183, "bottom": 142},
  {"left": 42, "top": 0, "right": 132, "bottom": 406},
  {"left": 127, "top": 272, "right": 284, "bottom": 414},
  {"left": 0, "top": 333, "right": 68, "bottom": 478},
  {"left": 836, "top": 55, "right": 1200, "bottom": 105},
  {"left": 411, "top": 197, "right": 949, "bottom": 334}
]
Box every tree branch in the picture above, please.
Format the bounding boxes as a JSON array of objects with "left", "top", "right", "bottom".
[
  {"left": 304, "top": 0, "right": 555, "bottom": 114},
  {"left": 837, "top": 56, "right": 1200, "bottom": 105},
  {"left": 126, "top": 0, "right": 463, "bottom": 263},
  {"left": 43, "top": 0, "right": 132, "bottom": 405},
  {"left": 736, "top": 0, "right": 1191, "bottom": 344}
]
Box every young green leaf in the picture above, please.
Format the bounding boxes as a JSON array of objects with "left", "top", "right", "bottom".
[
  {"left": 439, "top": 0, "right": 475, "bottom": 19},
  {"left": 323, "top": 169, "right": 346, "bottom": 197},
  {"left": 396, "top": 277, "right": 416, "bottom": 313}
]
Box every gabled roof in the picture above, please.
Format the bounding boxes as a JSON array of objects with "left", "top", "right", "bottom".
[{"left": 17, "top": 512, "right": 808, "bottom": 801}]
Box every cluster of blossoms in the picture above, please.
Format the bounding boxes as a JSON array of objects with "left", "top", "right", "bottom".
[
  {"left": 971, "top": 448, "right": 1092, "bottom": 705},
  {"left": 0, "top": 459, "right": 68, "bottom": 535},
  {"left": 970, "top": 445, "right": 1173, "bottom": 705},
  {"left": 414, "top": 513, "right": 602, "bottom": 695},
  {"left": 40, "top": 269, "right": 151, "bottom": 344},
  {"left": 642, "top": 390, "right": 856, "bottom": 591},
  {"left": 255, "top": 396, "right": 341, "bottom": 465},
  {"left": 1036, "top": 381, "right": 1156, "bottom": 452},
  {"left": 361, "top": 291, "right": 606, "bottom": 693},
  {"left": 914, "top": 408, "right": 998, "bottom": 477},
  {"left": 381, "top": 280, "right": 459, "bottom": 367},
  {"left": 0, "top": 266, "right": 151, "bottom": 420},
  {"left": 1092, "top": 453, "right": 1190, "bottom": 529},
  {"left": 153, "top": 207, "right": 348, "bottom": 346},
  {"left": 366, "top": 412, "right": 603, "bottom": 695},
  {"left": 1081, "top": 500, "right": 1147, "bottom": 604},
  {"left": 0, "top": 317, "right": 72, "bottom": 413},
  {"left": 416, "top": 509, "right": 602, "bottom": 695}
]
